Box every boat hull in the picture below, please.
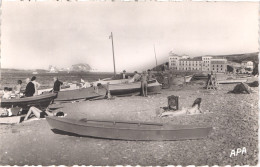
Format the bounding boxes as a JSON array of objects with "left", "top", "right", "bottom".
[
  {"left": 46, "top": 117, "right": 212, "bottom": 141},
  {"left": 55, "top": 87, "right": 106, "bottom": 101},
  {"left": 0, "top": 93, "right": 57, "bottom": 110},
  {"left": 218, "top": 79, "right": 247, "bottom": 84},
  {"left": 108, "top": 81, "right": 162, "bottom": 96}
]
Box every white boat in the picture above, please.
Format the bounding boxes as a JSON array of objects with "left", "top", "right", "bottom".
[
  {"left": 218, "top": 79, "right": 247, "bottom": 84},
  {"left": 32, "top": 71, "right": 38, "bottom": 74},
  {"left": 92, "top": 78, "right": 132, "bottom": 86}
]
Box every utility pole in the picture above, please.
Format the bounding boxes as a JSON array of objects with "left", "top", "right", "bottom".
[{"left": 109, "top": 32, "right": 116, "bottom": 78}]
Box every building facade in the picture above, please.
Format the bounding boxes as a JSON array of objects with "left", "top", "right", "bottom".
[
  {"left": 241, "top": 61, "right": 254, "bottom": 70},
  {"left": 168, "top": 52, "right": 190, "bottom": 70},
  {"left": 202, "top": 56, "right": 212, "bottom": 72},
  {"left": 168, "top": 53, "right": 227, "bottom": 73},
  {"left": 210, "top": 59, "right": 227, "bottom": 73},
  {"left": 179, "top": 57, "right": 202, "bottom": 71}
]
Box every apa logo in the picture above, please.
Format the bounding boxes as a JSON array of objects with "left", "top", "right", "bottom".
[{"left": 230, "top": 147, "right": 247, "bottom": 157}]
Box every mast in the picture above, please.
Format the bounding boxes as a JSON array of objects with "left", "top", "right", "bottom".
[
  {"left": 153, "top": 44, "right": 158, "bottom": 70},
  {"left": 109, "top": 32, "right": 116, "bottom": 78}
]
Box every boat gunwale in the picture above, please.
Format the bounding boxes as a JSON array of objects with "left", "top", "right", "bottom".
[{"left": 1, "top": 93, "right": 57, "bottom": 103}]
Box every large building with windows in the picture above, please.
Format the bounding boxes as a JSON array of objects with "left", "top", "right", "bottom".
[
  {"left": 210, "top": 58, "right": 227, "bottom": 73},
  {"left": 179, "top": 57, "right": 202, "bottom": 71},
  {"left": 168, "top": 53, "right": 227, "bottom": 73},
  {"left": 168, "top": 52, "right": 189, "bottom": 70}
]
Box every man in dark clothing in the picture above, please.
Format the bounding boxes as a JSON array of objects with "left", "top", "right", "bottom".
[
  {"left": 24, "top": 81, "right": 35, "bottom": 97},
  {"left": 53, "top": 77, "right": 63, "bottom": 92}
]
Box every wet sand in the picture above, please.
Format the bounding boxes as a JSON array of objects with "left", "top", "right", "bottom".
[{"left": 0, "top": 83, "right": 258, "bottom": 166}]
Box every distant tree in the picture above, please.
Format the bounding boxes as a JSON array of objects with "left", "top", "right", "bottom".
[
  {"left": 227, "top": 65, "right": 234, "bottom": 73},
  {"left": 252, "top": 63, "right": 259, "bottom": 76}
]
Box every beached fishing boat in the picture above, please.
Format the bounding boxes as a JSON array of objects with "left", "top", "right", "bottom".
[
  {"left": 54, "top": 87, "right": 106, "bottom": 101},
  {"left": 1, "top": 93, "right": 57, "bottom": 110},
  {"left": 108, "top": 79, "right": 162, "bottom": 96},
  {"left": 92, "top": 78, "right": 131, "bottom": 86},
  {"left": 218, "top": 79, "right": 247, "bottom": 84},
  {"left": 172, "top": 75, "right": 193, "bottom": 85},
  {"left": 192, "top": 73, "right": 208, "bottom": 80},
  {"left": 46, "top": 116, "right": 212, "bottom": 141}
]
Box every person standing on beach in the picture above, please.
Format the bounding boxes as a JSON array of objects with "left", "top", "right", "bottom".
[
  {"left": 24, "top": 78, "right": 35, "bottom": 97},
  {"left": 31, "top": 76, "right": 40, "bottom": 96},
  {"left": 141, "top": 71, "right": 148, "bottom": 97},
  {"left": 147, "top": 69, "right": 156, "bottom": 81},
  {"left": 53, "top": 77, "right": 63, "bottom": 93},
  {"left": 122, "top": 70, "right": 126, "bottom": 79}
]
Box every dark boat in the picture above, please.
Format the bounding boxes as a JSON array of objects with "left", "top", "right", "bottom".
[
  {"left": 1, "top": 93, "right": 57, "bottom": 110},
  {"left": 46, "top": 116, "right": 212, "bottom": 141},
  {"left": 108, "top": 79, "right": 162, "bottom": 96},
  {"left": 55, "top": 87, "right": 106, "bottom": 101}
]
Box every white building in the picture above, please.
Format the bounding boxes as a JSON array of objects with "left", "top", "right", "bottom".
[
  {"left": 179, "top": 57, "right": 202, "bottom": 71},
  {"left": 168, "top": 52, "right": 190, "bottom": 70},
  {"left": 202, "top": 56, "right": 212, "bottom": 72},
  {"left": 241, "top": 61, "right": 254, "bottom": 70},
  {"left": 210, "top": 58, "right": 227, "bottom": 73}
]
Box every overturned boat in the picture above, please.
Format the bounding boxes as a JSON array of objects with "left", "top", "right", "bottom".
[
  {"left": 107, "top": 79, "right": 162, "bottom": 96},
  {"left": 0, "top": 93, "right": 57, "bottom": 110},
  {"left": 46, "top": 116, "right": 212, "bottom": 141}
]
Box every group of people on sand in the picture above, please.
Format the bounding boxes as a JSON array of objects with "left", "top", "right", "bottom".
[
  {"left": 1, "top": 76, "right": 65, "bottom": 121},
  {"left": 122, "top": 69, "right": 156, "bottom": 97},
  {"left": 2, "top": 76, "right": 63, "bottom": 100}
]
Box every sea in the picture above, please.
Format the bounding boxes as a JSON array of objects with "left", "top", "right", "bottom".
[{"left": 0, "top": 71, "right": 115, "bottom": 90}]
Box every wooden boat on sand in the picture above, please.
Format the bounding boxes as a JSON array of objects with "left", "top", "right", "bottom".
[
  {"left": 46, "top": 116, "right": 212, "bottom": 141},
  {"left": 55, "top": 87, "right": 106, "bottom": 101},
  {"left": 218, "top": 79, "right": 247, "bottom": 84},
  {"left": 107, "top": 79, "right": 162, "bottom": 96},
  {"left": 1, "top": 93, "right": 57, "bottom": 110}
]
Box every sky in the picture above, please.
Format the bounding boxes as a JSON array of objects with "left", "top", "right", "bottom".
[{"left": 1, "top": 1, "right": 259, "bottom": 72}]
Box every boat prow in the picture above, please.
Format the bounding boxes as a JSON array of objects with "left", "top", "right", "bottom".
[{"left": 46, "top": 116, "right": 212, "bottom": 141}]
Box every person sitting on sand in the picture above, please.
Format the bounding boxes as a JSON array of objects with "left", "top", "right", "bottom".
[
  {"left": 24, "top": 106, "right": 66, "bottom": 121},
  {"left": 13, "top": 80, "right": 22, "bottom": 97},
  {"left": 2, "top": 87, "right": 12, "bottom": 99},
  {"left": 141, "top": 71, "right": 148, "bottom": 97},
  {"left": 53, "top": 77, "right": 63, "bottom": 93}
]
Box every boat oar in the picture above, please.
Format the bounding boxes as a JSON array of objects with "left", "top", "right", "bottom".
[{"left": 79, "top": 118, "right": 163, "bottom": 126}]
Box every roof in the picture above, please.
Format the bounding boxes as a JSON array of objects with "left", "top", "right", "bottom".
[{"left": 179, "top": 57, "right": 202, "bottom": 61}]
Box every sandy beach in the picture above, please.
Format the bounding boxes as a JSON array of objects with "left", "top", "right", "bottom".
[{"left": 0, "top": 82, "right": 258, "bottom": 166}]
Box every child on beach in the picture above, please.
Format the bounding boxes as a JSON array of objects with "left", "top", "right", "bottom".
[
  {"left": 13, "top": 80, "right": 22, "bottom": 98},
  {"left": 141, "top": 71, "right": 148, "bottom": 97},
  {"left": 2, "top": 87, "right": 12, "bottom": 99}
]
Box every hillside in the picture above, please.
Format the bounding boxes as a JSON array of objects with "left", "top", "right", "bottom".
[{"left": 208, "top": 52, "right": 259, "bottom": 64}]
